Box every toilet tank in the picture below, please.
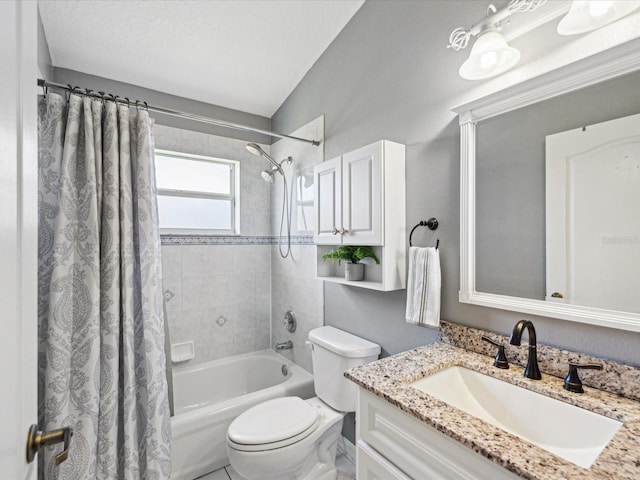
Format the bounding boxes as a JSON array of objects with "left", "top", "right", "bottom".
[{"left": 308, "top": 326, "right": 381, "bottom": 412}]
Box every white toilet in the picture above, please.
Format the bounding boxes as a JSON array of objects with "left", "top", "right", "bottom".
[{"left": 226, "top": 326, "right": 380, "bottom": 480}]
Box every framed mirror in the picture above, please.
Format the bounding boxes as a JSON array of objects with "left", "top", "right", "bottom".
[{"left": 454, "top": 39, "right": 640, "bottom": 332}]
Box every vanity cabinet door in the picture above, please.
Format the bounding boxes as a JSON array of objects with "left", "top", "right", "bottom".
[
  {"left": 357, "top": 389, "right": 521, "bottom": 480},
  {"left": 357, "top": 440, "right": 412, "bottom": 480}
]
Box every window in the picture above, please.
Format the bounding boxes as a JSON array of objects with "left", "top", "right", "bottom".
[{"left": 155, "top": 149, "right": 240, "bottom": 234}]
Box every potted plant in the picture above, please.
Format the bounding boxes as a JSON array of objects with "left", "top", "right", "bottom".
[{"left": 321, "top": 245, "right": 380, "bottom": 281}]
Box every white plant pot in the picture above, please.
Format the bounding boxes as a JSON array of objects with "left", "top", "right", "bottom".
[{"left": 345, "top": 263, "right": 364, "bottom": 281}]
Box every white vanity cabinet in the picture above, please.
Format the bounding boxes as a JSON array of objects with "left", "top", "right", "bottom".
[
  {"left": 314, "top": 140, "right": 406, "bottom": 291},
  {"left": 356, "top": 388, "right": 521, "bottom": 480}
]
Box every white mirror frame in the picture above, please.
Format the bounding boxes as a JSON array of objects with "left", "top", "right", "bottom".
[{"left": 453, "top": 39, "right": 640, "bottom": 333}]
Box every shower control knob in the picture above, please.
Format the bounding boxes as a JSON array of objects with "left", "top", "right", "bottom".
[{"left": 283, "top": 310, "right": 297, "bottom": 333}]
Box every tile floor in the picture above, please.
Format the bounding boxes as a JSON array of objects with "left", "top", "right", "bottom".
[{"left": 196, "top": 451, "right": 356, "bottom": 480}]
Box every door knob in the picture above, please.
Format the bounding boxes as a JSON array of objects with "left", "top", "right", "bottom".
[{"left": 26, "top": 424, "right": 73, "bottom": 465}]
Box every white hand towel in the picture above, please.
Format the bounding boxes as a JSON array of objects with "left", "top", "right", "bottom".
[{"left": 405, "top": 246, "right": 441, "bottom": 327}]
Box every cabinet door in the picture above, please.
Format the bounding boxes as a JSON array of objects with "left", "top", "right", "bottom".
[
  {"left": 358, "top": 389, "right": 521, "bottom": 480},
  {"left": 314, "top": 156, "right": 342, "bottom": 245},
  {"left": 357, "top": 441, "right": 412, "bottom": 480},
  {"left": 342, "top": 142, "right": 382, "bottom": 245}
]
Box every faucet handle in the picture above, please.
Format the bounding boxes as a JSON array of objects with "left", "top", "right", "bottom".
[
  {"left": 481, "top": 335, "right": 509, "bottom": 369},
  {"left": 563, "top": 362, "right": 603, "bottom": 393}
]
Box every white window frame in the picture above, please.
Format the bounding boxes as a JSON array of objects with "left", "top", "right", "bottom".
[{"left": 155, "top": 149, "right": 241, "bottom": 235}]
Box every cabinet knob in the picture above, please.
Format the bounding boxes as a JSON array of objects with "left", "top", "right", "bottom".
[
  {"left": 339, "top": 227, "right": 348, "bottom": 235},
  {"left": 332, "top": 227, "right": 339, "bottom": 235}
]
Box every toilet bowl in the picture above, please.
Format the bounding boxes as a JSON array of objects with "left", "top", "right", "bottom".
[
  {"left": 226, "top": 326, "right": 381, "bottom": 480},
  {"left": 227, "top": 397, "right": 344, "bottom": 480}
]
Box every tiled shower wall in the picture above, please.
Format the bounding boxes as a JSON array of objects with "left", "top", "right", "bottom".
[
  {"left": 269, "top": 117, "right": 325, "bottom": 373},
  {"left": 156, "top": 125, "right": 272, "bottom": 368},
  {"left": 157, "top": 117, "right": 325, "bottom": 373},
  {"left": 161, "top": 244, "right": 271, "bottom": 366}
]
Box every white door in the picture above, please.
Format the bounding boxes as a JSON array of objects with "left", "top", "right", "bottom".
[
  {"left": 314, "top": 155, "right": 343, "bottom": 244},
  {"left": 0, "top": 1, "right": 38, "bottom": 478},
  {"left": 546, "top": 113, "right": 640, "bottom": 312},
  {"left": 342, "top": 142, "right": 382, "bottom": 245}
]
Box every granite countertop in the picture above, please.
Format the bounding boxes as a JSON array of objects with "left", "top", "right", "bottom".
[{"left": 345, "top": 342, "right": 640, "bottom": 480}]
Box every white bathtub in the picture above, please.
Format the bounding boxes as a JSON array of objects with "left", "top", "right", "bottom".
[{"left": 170, "top": 349, "right": 315, "bottom": 480}]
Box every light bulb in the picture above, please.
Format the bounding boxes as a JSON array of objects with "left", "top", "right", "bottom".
[
  {"left": 480, "top": 51, "right": 498, "bottom": 70},
  {"left": 558, "top": 0, "right": 640, "bottom": 35},
  {"left": 459, "top": 29, "right": 520, "bottom": 80}
]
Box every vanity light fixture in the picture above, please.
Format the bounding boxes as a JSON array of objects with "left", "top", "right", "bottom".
[
  {"left": 448, "top": 0, "right": 547, "bottom": 80},
  {"left": 458, "top": 28, "right": 521, "bottom": 80},
  {"left": 557, "top": 0, "right": 640, "bottom": 35}
]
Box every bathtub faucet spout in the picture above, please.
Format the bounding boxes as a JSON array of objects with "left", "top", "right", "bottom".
[{"left": 275, "top": 340, "right": 293, "bottom": 352}]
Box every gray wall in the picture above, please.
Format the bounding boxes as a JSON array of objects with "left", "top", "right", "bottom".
[
  {"left": 476, "top": 70, "right": 640, "bottom": 300},
  {"left": 52, "top": 68, "right": 272, "bottom": 145},
  {"left": 272, "top": 0, "right": 640, "bottom": 366}
]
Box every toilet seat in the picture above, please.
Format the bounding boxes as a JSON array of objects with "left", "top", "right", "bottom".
[{"left": 227, "top": 397, "right": 319, "bottom": 452}]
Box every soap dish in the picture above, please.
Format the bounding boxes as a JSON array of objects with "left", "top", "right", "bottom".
[{"left": 171, "top": 341, "right": 195, "bottom": 363}]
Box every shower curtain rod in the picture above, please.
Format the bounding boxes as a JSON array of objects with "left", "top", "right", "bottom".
[{"left": 37, "top": 79, "right": 321, "bottom": 146}]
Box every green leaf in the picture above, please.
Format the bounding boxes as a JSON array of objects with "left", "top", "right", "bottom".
[{"left": 321, "top": 245, "right": 379, "bottom": 264}]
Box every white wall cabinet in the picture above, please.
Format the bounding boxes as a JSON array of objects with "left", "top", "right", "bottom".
[
  {"left": 314, "top": 141, "right": 384, "bottom": 245},
  {"left": 314, "top": 156, "right": 343, "bottom": 245},
  {"left": 356, "top": 389, "right": 521, "bottom": 480},
  {"left": 314, "top": 140, "right": 406, "bottom": 291}
]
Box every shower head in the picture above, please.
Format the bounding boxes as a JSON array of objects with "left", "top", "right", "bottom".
[
  {"left": 261, "top": 169, "right": 276, "bottom": 184},
  {"left": 246, "top": 142, "right": 264, "bottom": 157},
  {"left": 246, "top": 143, "right": 281, "bottom": 170}
]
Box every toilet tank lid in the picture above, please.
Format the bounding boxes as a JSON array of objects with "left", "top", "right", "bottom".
[{"left": 308, "top": 326, "right": 381, "bottom": 358}]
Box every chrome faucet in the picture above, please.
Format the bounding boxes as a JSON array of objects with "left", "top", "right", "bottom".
[
  {"left": 275, "top": 340, "right": 293, "bottom": 352},
  {"left": 509, "top": 320, "right": 541, "bottom": 380}
]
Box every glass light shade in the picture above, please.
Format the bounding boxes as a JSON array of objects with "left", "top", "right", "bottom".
[
  {"left": 557, "top": 1, "right": 640, "bottom": 35},
  {"left": 459, "top": 30, "right": 521, "bottom": 80}
]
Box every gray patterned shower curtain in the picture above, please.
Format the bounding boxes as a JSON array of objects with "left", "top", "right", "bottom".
[{"left": 37, "top": 92, "right": 171, "bottom": 479}]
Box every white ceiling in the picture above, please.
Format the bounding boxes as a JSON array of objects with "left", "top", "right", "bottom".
[{"left": 39, "top": 0, "right": 365, "bottom": 118}]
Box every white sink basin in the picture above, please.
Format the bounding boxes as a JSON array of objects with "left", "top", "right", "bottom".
[{"left": 409, "top": 366, "right": 622, "bottom": 468}]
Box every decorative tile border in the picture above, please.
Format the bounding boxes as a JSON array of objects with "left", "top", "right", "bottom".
[{"left": 160, "top": 234, "right": 314, "bottom": 246}]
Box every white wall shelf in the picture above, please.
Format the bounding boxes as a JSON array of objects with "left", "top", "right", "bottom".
[{"left": 314, "top": 140, "right": 406, "bottom": 291}]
